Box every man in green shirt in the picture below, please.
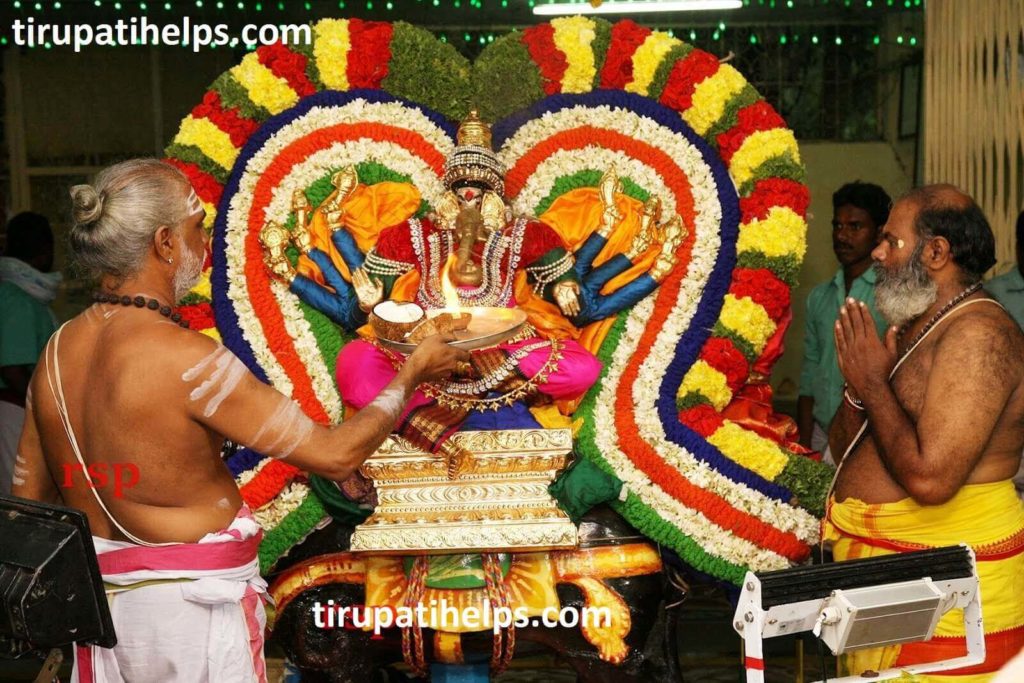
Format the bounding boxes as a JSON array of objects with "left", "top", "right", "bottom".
[
  {"left": 798, "top": 183, "right": 890, "bottom": 460},
  {"left": 985, "top": 210, "right": 1024, "bottom": 498},
  {"left": 985, "top": 210, "right": 1024, "bottom": 330},
  {"left": 1, "top": 212, "right": 60, "bottom": 494}
]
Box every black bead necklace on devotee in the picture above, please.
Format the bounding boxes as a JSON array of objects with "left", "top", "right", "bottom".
[
  {"left": 896, "top": 281, "right": 983, "bottom": 359},
  {"left": 92, "top": 291, "right": 189, "bottom": 328}
]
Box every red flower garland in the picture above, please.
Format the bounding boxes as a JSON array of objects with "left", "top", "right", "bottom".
[
  {"left": 716, "top": 100, "right": 786, "bottom": 165},
  {"left": 240, "top": 460, "right": 301, "bottom": 509},
  {"left": 698, "top": 337, "right": 750, "bottom": 391},
  {"left": 347, "top": 19, "right": 394, "bottom": 89},
  {"left": 739, "top": 178, "right": 810, "bottom": 223},
  {"left": 599, "top": 20, "right": 651, "bottom": 89},
  {"left": 178, "top": 302, "right": 216, "bottom": 330},
  {"left": 164, "top": 158, "right": 224, "bottom": 209},
  {"left": 729, "top": 268, "right": 791, "bottom": 321},
  {"left": 658, "top": 49, "right": 719, "bottom": 112},
  {"left": 191, "top": 91, "right": 261, "bottom": 148},
  {"left": 257, "top": 43, "right": 317, "bottom": 97},
  {"left": 678, "top": 404, "right": 725, "bottom": 437},
  {"left": 521, "top": 24, "right": 568, "bottom": 96}
]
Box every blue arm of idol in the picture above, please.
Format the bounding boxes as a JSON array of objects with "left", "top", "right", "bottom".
[
  {"left": 573, "top": 232, "right": 608, "bottom": 277},
  {"left": 289, "top": 248, "right": 366, "bottom": 331},
  {"left": 330, "top": 229, "right": 366, "bottom": 271},
  {"left": 573, "top": 271, "right": 659, "bottom": 327}
]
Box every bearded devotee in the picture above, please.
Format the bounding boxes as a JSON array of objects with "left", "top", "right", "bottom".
[
  {"left": 262, "top": 112, "right": 684, "bottom": 470},
  {"left": 1, "top": 211, "right": 59, "bottom": 495},
  {"left": 825, "top": 184, "right": 1024, "bottom": 681},
  {"left": 797, "top": 182, "right": 890, "bottom": 459},
  {"left": 11, "top": 158, "right": 468, "bottom": 682}
]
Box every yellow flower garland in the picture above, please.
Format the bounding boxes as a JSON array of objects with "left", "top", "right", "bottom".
[
  {"left": 627, "top": 31, "right": 681, "bottom": 96},
  {"left": 719, "top": 294, "right": 777, "bottom": 355},
  {"left": 231, "top": 54, "right": 300, "bottom": 115},
  {"left": 677, "top": 360, "right": 732, "bottom": 411},
  {"left": 552, "top": 16, "right": 597, "bottom": 94},
  {"left": 173, "top": 115, "right": 239, "bottom": 173},
  {"left": 707, "top": 422, "right": 789, "bottom": 481},
  {"left": 729, "top": 128, "right": 800, "bottom": 187},
  {"left": 190, "top": 269, "right": 213, "bottom": 301},
  {"left": 736, "top": 206, "right": 808, "bottom": 259},
  {"left": 682, "top": 64, "right": 747, "bottom": 136},
  {"left": 200, "top": 327, "right": 223, "bottom": 342},
  {"left": 314, "top": 18, "right": 351, "bottom": 91}
]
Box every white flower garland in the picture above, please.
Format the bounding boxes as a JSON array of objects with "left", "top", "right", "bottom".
[
  {"left": 223, "top": 98, "right": 453, "bottom": 407},
  {"left": 513, "top": 147, "right": 677, "bottom": 218},
  {"left": 586, "top": 134, "right": 817, "bottom": 568},
  {"left": 254, "top": 481, "right": 311, "bottom": 528}
]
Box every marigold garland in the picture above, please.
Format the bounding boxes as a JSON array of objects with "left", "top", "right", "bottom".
[{"left": 551, "top": 16, "right": 597, "bottom": 94}]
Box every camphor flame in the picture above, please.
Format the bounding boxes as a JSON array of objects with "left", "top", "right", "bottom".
[{"left": 439, "top": 255, "right": 462, "bottom": 309}]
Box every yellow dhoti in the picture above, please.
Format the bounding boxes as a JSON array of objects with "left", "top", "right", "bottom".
[{"left": 823, "top": 480, "right": 1024, "bottom": 682}]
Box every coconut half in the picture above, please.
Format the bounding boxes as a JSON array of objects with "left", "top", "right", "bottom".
[{"left": 370, "top": 301, "right": 426, "bottom": 341}]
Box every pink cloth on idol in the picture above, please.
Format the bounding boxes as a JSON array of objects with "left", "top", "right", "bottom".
[{"left": 336, "top": 337, "right": 601, "bottom": 411}]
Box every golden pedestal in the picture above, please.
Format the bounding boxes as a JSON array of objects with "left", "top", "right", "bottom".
[{"left": 350, "top": 428, "right": 579, "bottom": 554}]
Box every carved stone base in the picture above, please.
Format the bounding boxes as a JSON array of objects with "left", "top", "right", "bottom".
[{"left": 351, "top": 429, "right": 579, "bottom": 554}]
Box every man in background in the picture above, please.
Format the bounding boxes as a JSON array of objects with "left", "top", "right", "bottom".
[
  {"left": 798, "top": 182, "right": 890, "bottom": 460},
  {"left": 985, "top": 209, "right": 1024, "bottom": 329},
  {"left": 985, "top": 209, "right": 1024, "bottom": 498},
  {"left": 0, "top": 211, "right": 59, "bottom": 494}
]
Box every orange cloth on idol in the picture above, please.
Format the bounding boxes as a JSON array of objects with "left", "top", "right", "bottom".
[
  {"left": 824, "top": 480, "right": 1024, "bottom": 682},
  {"left": 297, "top": 181, "right": 421, "bottom": 286},
  {"left": 537, "top": 188, "right": 661, "bottom": 356}
]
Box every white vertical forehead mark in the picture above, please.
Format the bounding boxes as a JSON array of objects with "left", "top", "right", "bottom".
[
  {"left": 186, "top": 186, "right": 203, "bottom": 216},
  {"left": 183, "top": 346, "right": 249, "bottom": 417}
]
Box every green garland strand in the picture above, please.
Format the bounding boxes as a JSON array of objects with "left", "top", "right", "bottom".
[
  {"left": 711, "top": 321, "right": 758, "bottom": 361},
  {"left": 775, "top": 453, "right": 834, "bottom": 519},
  {"left": 258, "top": 490, "right": 328, "bottom": 573},
  {"left": 589, "top": 19, "right": 614, "bottom": 90},
  {"left": 737, "top": 152, "right": 807, "bottom": 197},
  {"left": 676, "top": 391, "right": 712, "bottom": 411},
  {"left": 704, "top": 85, "right": 762, "bottom": 146},
  {"left": 210, "top": 71, "right": 271, "bottom": 122},
  {"left": 164, "top": 143, "right": 230, "bottom": 185},
  {"left": 736, "top": 252, "right": 801, "bottom": 287},
  {"left": 532, "top": 170, "right": 651, "bottom": 217},
  {"left": 645, "top": 43, "right": 695, "bottom": 102},
  {"left": 471, "top": 31, "right": 545, "bottom": 124},
  {"left": 384, "top": 22, "right": 472, "bottom": 122}
]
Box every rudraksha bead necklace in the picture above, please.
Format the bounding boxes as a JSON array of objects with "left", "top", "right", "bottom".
[{"left": 92, "top": 291, "right": 189, "bottom": 328}]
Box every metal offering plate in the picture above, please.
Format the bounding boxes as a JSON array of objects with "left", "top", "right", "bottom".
[{"left": 377, "top": 307, "right": 528, "bottom": 354}]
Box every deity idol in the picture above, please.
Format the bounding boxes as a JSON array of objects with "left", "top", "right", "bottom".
[{"left": 259, "top": 111, "right": 686, "bottom": 465}]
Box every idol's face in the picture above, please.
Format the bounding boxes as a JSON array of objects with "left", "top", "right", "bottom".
[{"left": 452, "top": 181, "right": 488, "bottom": 210}]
